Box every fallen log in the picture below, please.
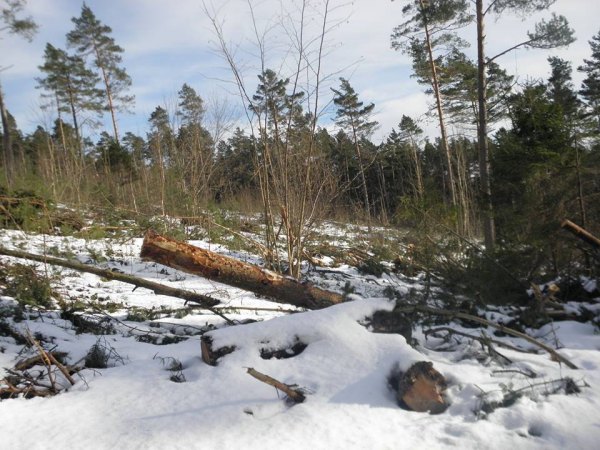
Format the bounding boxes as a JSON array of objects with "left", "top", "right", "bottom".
[
  {"left": 0, "top": 246, "right": 231, "bottom": 322},
  {"left": 561, "top": 219, "right": 600, "bottom": 249},
  {"left": 140, "top": 230, "right": 343, "bottom": 310}
]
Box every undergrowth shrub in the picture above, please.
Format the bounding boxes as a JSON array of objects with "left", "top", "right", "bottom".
[
  {"left": 0, "top": 187, "right": 53, "bottom": 232},
  {"left": 0, "top": 262, "right": 60, "bottom": 308},
  {"left": 85, "top": 337, "right": 123, "bottom": 368}
]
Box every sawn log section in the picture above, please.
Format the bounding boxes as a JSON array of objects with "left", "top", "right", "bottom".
[{"left": 140, "top": 230, "right": 343, "bottom": 309}]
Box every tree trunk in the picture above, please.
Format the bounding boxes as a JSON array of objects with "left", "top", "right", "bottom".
[
  {"left": 476, "top": 0, "right": 495, "bottom": 251},
  {"left": 94, "top": 44, "right": 120, "bottom": 145},
  {"left": 0, "top": 81, "right": 14, "bottom": 187},
  {"left": 420, "top": 0, "right": 457, "bottom": 211},
  {"left": 351, "top": 125, "right": 371, "bottom": 227},
  {"left": 140, "top": 230, "right": 343, "bottom": 309}
]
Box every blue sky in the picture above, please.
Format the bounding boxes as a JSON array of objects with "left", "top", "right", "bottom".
[{"left": 2, "top": 0, "right": 600, "bottom": 144}]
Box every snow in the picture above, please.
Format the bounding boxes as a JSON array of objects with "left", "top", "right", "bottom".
[{"left": 1, "top": 228, "right": 600, "bottom": 449}]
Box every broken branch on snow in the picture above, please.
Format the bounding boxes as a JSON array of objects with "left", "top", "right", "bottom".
[{"left": 246, "top": 367, "right": 306, "bottom": 403}]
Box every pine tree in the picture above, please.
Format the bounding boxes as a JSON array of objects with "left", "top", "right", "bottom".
[
  {"left": 177, "top": 83, "right": 205, "bottom": 126},
  {"left": 37, "top": 43, "right": 103, "bottom": 154},
  {"left": 67, "top": 4, "right": 133, "bottom": 144},
  {"left": 332, "top": 78, "right": 378, "bottom": 224},
  {"left": 392, "top": 0, "right": 471, "bottom": 234},
  {"left": 578, "top": 30, "right": 600, "bottom": 129},
  {"left": 1, "top": 0, "right": 37, "bottom": 186},
  {"left": 474, "top": 0, "right": 575, "bottom": 251},
  {"left": 547, "top": 57, "right": 580, "bottom": 119},
  {"left": 175, "top": 84, "right": 214, "bottom": 212}
]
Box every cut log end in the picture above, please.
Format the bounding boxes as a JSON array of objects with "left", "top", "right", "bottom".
[{"left": 397, "top": 361, "right": 448, "bottom": 414}]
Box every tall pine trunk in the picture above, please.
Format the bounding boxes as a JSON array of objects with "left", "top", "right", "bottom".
[
  {"left": 419, "top": 0, "right": 457, "bottom": 211},
  {"left": 476, "top": 0, "right": 495, "bottom": 251}
]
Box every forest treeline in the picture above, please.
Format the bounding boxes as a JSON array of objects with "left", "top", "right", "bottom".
[{"left": 1, "top": 1, "right": 599, "bottom": 285}]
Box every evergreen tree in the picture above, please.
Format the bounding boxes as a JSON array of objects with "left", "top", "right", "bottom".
[
  {"left": 473, "top": 0, "right": 575, "bottom": 251},
  {"left": 332, "top": 78, "right": 378, "bottom": 223},
  {"left": 67, "top": 4, "right": 134, "bottom": 144},
  {"left": 392, "top": 0, "right": 471, "bottom": 216},
  {"left": 175, "top": 84, "right": 214, "bottom": 210},
  {"left": 547, "top": 56, "right": 580, "bottom": 119},
  {"left": 436, "top": 49, "right": 514, "bottom": 129},
  {"left": 177, "top": 83, "right": 205, "bottom": 126},
  {"left": 215, "top": 128, "right": 257, "bottom": 197},
  {"left": 578, "top": 30, "right": 600, "bottom": 129},
  {"left": 1, "top": 0, "right": 37, "bottom": 186},
  {"left": 493, "top": 82, "right": 574, "bottom": 247},
  {"left": 250, "top": 69, "right": 304, "bottom": 141},
  {"left": 37, "top": 43, "right": 103, "bottom": 153}
]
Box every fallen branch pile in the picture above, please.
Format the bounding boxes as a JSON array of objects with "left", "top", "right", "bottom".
[{"left": 1, "top": 331, "right": 77, "bottom": 400}]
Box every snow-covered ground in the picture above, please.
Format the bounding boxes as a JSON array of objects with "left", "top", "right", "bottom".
[{"left": 1, "top": 229, "right": 599, "bottom": 449}]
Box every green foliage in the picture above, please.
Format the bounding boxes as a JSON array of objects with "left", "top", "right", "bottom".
[
  {"left": 526, "top": 13, "right": 575, "bottom": 50},
  {"left": 84, "top": 341, "right": 110, "bottom": 368},
  {"left": 67, "top": 3, "right": 134, "bottom": 142},
  {"left": 36, "top": 43, "right": 103, "bottom": 133},
  {"left": 332, "top": 78, "right": 378, "bottom": 138},
  {"left": 1, "top": 0, "right": 38, "bottom": 41},
  {"left": 578, "top": 30, "right": 600, "bottom": 127},
  {"left": 357, "top": 257, "right": 388, "bottom": 278},
  {"left": 126, "top": 307, "right": 158, "bottom": 322},
  {"left": 0, "top": 262, "right": 60, "bottom": 308},
  {"left": 0, "top": 187, "right": 53, "bottom": 232}
]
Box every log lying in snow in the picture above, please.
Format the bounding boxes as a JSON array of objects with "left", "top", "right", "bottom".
[{"left": 140, "top": 230, "right": 343, "bottom": 310}]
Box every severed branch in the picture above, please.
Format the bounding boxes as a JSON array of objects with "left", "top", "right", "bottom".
[
  {"left": 246, "top": 367, "right": 306, "bottom": 403},
  {"left": 25, "top": 331, "right": 76, "bottom": 387},
  {"left": 561, "top": 219, "right": 600, "bottom": 250},
  {"left": 0, "top": 245, "right": 233, "bottom": 324},
  {"left": 392, "top": 305, "right": 579, "bottom": 370},
  {"left": 424, "top": 326, "right": 535, "bottom": 355},
  {"left": 14, "top": 351, "right": 69, "bottom": 372}
]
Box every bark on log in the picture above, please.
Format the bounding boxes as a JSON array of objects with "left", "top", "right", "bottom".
[
  {"left": 140, "top": 230, "right": 343, "bottom": 310},
  {"left": 561, "top": 219, "right": 600, "bottom": 249}
]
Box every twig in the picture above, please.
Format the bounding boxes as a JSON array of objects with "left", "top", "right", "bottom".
[
  {"left": 424, "top": 327, "right": 534, "bottom": 354},
  {"left": 394, "top": 305, "right": 579, "bottom": 369},
  {"left": 491, "top": 369, "right": 537, "bottom": 379},
  {"left": 246, "top": 367, "right": 306, "bottom": 403},
  {"left": 24, "top": 332, "right": 76, "bottom": 387}
]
